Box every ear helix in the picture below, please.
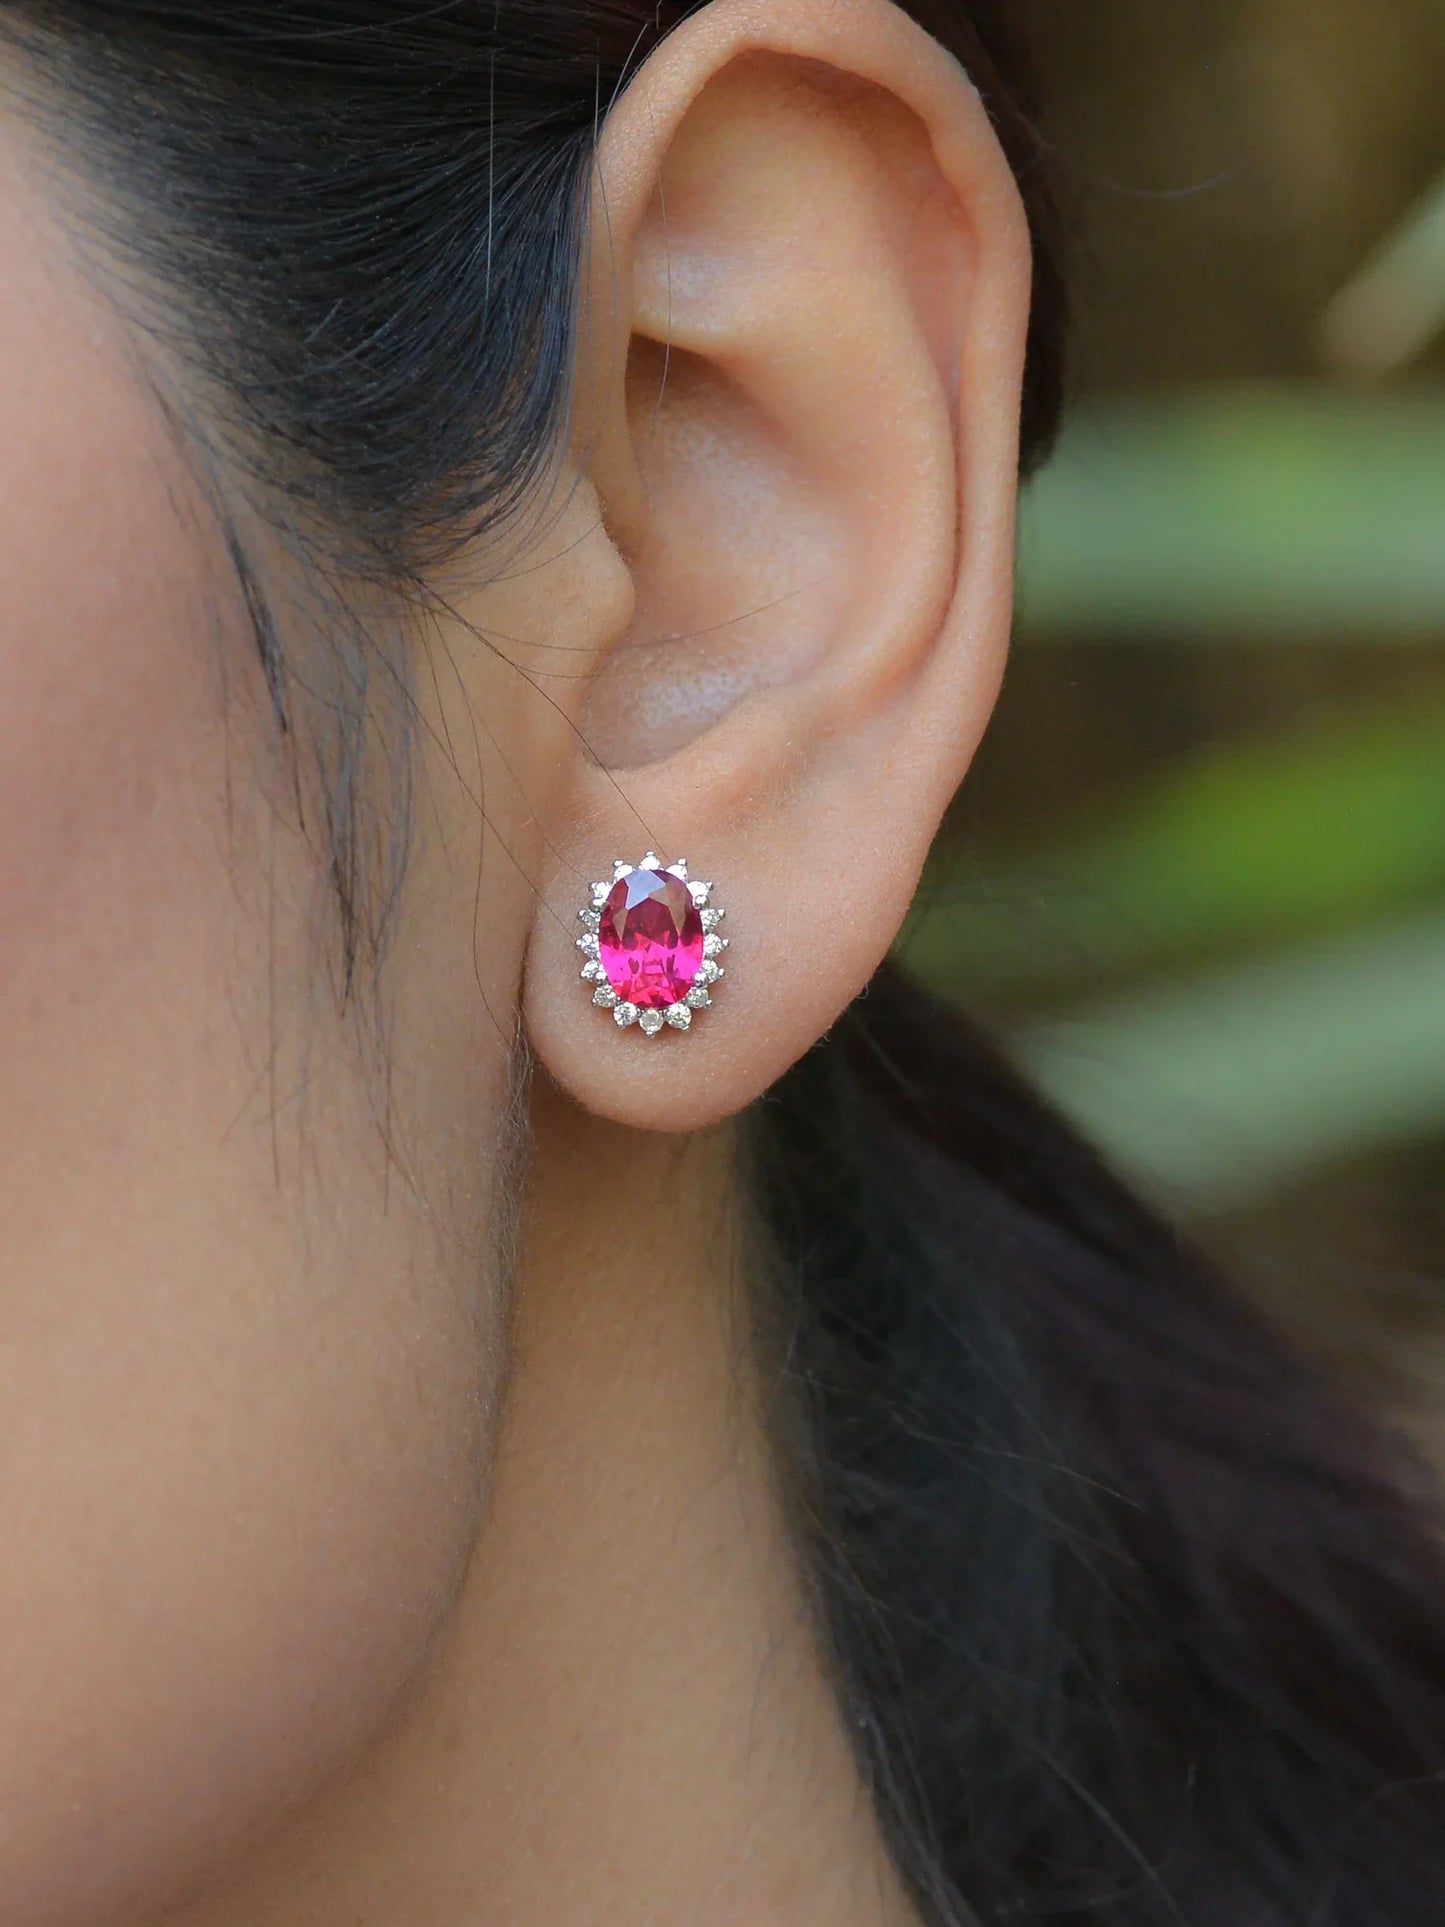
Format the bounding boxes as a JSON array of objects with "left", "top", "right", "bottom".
[{"left": 577, "top": 854, "right": 729, "bottom": 1037}]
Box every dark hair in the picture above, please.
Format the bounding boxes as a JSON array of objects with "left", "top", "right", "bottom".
[{"left": 5, "top": 4, "right": 1444, "bottom": 1921}]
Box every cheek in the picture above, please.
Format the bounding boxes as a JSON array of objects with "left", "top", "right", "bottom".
[{"left": 0, "top": 170, "right": 508, "bottom": 1922}]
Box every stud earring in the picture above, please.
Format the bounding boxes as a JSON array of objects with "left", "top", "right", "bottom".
[{"left": 577, "top": 854, "right": 728, "bottom": 1036}]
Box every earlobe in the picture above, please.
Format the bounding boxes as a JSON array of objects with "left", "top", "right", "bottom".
[{"left": 523, "top": 0, "right": 1032, "bottom": 1131}]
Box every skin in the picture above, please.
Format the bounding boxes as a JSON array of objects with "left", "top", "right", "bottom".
[{"left": 0, "top": 0, "right": 1030, "bottom": 1920}]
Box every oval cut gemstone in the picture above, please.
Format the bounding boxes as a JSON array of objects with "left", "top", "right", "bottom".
[{"left": 598, "top": 868, "right": 705, "bottom": 1011}]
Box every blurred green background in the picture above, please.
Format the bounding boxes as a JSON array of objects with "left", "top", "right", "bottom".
[{"left": 900, "top": 0, "right": 1445, "bottom": 1410}]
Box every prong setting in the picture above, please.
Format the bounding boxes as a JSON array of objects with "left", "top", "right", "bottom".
[{"left": 582, "top": 857, "right": 730, "bottom": 1039}]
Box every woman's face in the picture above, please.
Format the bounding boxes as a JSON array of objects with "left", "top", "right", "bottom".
[
  {"left": 0, "top": 93, "right": 603, "bottom": 1920},
  {"left": 0, "top": 0, "right": 1030, "bottom": 1901}
]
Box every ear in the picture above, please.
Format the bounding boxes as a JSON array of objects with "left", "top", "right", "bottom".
[{"left": 521, "top": 0, "right": 1032, "bottom": 1130}]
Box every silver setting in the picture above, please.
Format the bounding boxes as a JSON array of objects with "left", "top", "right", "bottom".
[{"left": 581, "top": 856, "right": 730, "bottom": 1039}]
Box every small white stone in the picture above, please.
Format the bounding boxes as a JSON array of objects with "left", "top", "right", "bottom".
[
  {"left": 685, "top": 987, "right": 712, "bottom": 1010},
  {"left": 689, "top": 881, "right": 713, "bottom": 906},
  {"left": 703, "top": 934, "right": 727, "bottom": 960},
  {"left": 638, "top": 1009, "right": 665, "bottom": 1036},
  {"left": 665, "top": 1003, "right": 693, "bottom": 1031},
  {"left": 576, "top": 933, "right": 599, "bottom": 956},
  {"left": 578, "top": 907, "right": 601, "bottom": 927},
  {"left": 614, "top": 1002, "right": 640, "bottom": 1028},
  {"left": 697, "top": 960, "right": 723, "bottom": 986},
  {"left": 591, "top": 881, "right": 610, "bottom": 906},
  {"left": 581, "top": 959, "right": 605, "bottom": 982},
  {"left": 594, "top": 985, "right": 619, "bottom": 1009},
  {"left": 639, "top": 852, "right": 661, "bottom": 870},
  {"left": 700, "top": 908, "right": 724, "bottom": 931},
  {"left": 613, "top": 860, "right": 633, "bottom": 878},
  {"left": 670, "top": 858, "right": 690, "bottom": 880}
]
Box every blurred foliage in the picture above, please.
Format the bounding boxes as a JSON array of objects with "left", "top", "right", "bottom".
[
  {"left": 901, "top": 0, "right": 1445, "bottom": 1367},
  {"left": 1012, "top": 908, "right": 1445, "bottom": 1213},
  {"left": 908, "top": 696, "right": 1445, "bottom": 1008},
  {"left": 1016, "top": 389, "right": 1445, "bottom": 637},
  {"left": 1322, "top": 173, "right": 1445, "bottom": 373}
]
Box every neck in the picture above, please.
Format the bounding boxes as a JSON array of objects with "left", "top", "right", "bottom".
[{"left": 165, "top": 1076, "right": 917, "bottom": 1926}]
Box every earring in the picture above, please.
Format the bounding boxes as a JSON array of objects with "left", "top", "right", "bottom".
[{"left": 577, "top": 854, "right": 728, "bottom": 1036}]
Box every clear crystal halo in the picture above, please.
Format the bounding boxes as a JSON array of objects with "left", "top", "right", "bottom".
[{"left": 575, "top": 853, "right": 728, "bottom": 1038}]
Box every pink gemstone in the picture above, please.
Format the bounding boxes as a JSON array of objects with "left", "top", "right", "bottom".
[{"left": 598, "top": 868, "right": 705, "bottom": 1011}]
